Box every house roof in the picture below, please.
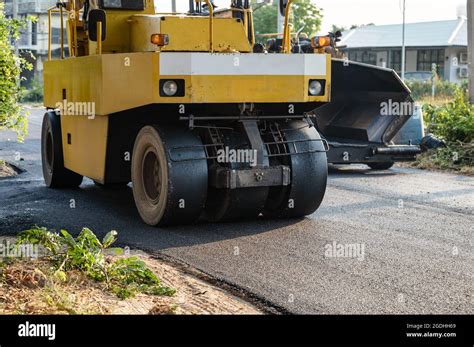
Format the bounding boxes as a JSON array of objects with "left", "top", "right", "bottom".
[{"left": 340, "top": 18, "right": 467, "bottom": 49}]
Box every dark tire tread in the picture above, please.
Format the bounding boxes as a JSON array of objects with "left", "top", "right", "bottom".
[
  {"left": 367, "top": 162, "right": 395, "bottom": 170},
  {"left": 41, "top": 112, "right": 83, "bottom": 188}
]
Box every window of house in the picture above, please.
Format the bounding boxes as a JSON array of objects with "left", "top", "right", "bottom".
[
  {"left": 390, "top": 50, "right": 401, "bottom": 73},
  {"left": 417, "top": 49, "right": 445, "bottom": 77},
  {"left": 348, "top": 50, "right": 377, "bottom": 66},
  {"left": 19, "top": 15, "right": 29, "bottom": 46},
  {"left": 31, "top": 21, "right": 37, "bottom": 46}
]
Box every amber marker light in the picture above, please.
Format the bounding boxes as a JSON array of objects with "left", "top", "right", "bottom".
[
  {"left": 151, "top": 33, "right": 169, "bottom": 46},
  {"left": 311, "top": 36, "right": 331, "bottom": 48}
]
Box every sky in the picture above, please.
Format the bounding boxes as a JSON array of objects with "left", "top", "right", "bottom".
[{"left": 315, "top": 0, "right": 467, "bottom": 34}]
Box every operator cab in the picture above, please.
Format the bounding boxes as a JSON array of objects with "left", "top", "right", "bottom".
[{"left": 65, "top": 0, "right": 254, "bottom": 56}]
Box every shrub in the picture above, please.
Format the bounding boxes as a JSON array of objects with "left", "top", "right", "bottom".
[
  {"left": 20, "top": 77, "right": 43, "bottom": 103},
  {"left": 16, "top": 227, "right": 175, "bottom": 299},
  {"left": 418, "top": 88, "right": 474, "bottom": 171},
  {"left": 423, "top": 89, "right": 474, "bottom": 144}
]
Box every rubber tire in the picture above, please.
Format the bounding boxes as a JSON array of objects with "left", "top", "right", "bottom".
[
  {"left": 41, "top": 112, "right": 83, "bottom": 188},
  {"left": 264, "top": 121, "right": 328, "bottom": 218},
  {"left": 131, "top": 125, "right": 208, "bottom": 226},
  {"left": 367, "top": 162, "right": 394, "bottom": 170}
]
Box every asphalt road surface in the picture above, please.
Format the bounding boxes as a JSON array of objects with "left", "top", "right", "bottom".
[{"left": 1, "top": 107, "right": 473, "bottom": 314}]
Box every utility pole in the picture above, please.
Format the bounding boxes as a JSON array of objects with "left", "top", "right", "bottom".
[
  {"left": 12, "top": 0, "right": 19, "bottom": 55},
  {"left": 401, "top": 0, "right": 406, "bottom": 81},
  {"left": 171, "top": 0, "right": 176, "bottom": 13},
  {"left": 468, "top": 0, "right": 474, "bottom": 103}
]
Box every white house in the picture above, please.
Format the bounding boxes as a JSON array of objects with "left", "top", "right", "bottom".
[{"left": 339, "top": 17, "right": 468, "bottom": 84}]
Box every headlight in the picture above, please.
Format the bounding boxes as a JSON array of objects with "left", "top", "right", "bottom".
[
  {"left": 309, "top": 80, "right": 323, "bottom": 96},
  {"left": 162, "top": 80, "right": 178, "bottom": 96},
  {"left": 159, "top": 79, "right": 184, "bottom": 97}
]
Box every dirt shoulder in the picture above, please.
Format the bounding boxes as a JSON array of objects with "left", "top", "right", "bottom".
[
  {"left": 0, "top": 236, "right": 263, "bottom": 315},
  {"left": 395, "top": 159, "right": 474, "bottom": 176}
]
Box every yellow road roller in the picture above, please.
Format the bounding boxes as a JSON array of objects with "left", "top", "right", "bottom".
[
  {"left": 41, "top": 0, "right": 412, "bottom": 226},
  {"left": 42, "top": 0, "right": 333, "bottom": 226}
]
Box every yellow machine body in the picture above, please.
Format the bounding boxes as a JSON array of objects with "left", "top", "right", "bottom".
[{"left": 44, "top": 52, "right": 331, "bottom": 112}]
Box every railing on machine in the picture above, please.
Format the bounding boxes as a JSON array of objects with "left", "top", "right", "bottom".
[
  {"left": 48, "top": 1, "right": 80, "bottom": 61},
  {"left": 47, "top": 5, "right": 61, "bottom": 60},
  {"left": 282, "top": 0, "right": 293, "bottom": 54},
  {"left": 199, "top": 0, "right": 214, "bottom": 52},
  {"left": 48, "top": 1, "right": 77, "bottom": 60}
]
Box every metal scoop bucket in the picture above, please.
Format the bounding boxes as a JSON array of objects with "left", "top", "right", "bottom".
[{"left": 314, "top": 59, "right": 421, "bottom": 166}]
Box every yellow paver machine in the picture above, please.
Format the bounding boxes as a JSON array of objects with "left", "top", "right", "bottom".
[{"left": 42, "top": 0, "right": 418, "bottom": 226}]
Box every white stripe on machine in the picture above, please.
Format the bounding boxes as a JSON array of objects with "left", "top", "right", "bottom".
[{"left": 159, "top": 53, "right": 327, "bottom": 76}]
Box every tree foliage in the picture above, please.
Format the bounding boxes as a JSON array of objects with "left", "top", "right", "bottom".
[
  {"left": 292, "top": 0, "right": 322, "bottom": 35},
  {"left": 252, "top": 1, "right": 278, "bottom": 38},
  {"left": 252, "top": 0, "right": 322, "bottom": 40},
  {"left": 0, "top": 3, "right": 31, "bottom": 141}
]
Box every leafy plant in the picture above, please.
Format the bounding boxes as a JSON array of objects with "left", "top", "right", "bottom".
[
  {"left": 0, "top": 3, "right": 33, "bottom": 141},
  {"left": 108, "top": 257, "right": 175, "bottom": 299},
  {"left": 423, "top": 89, "right": 474, "bottom": 144},
  {"left": 16, "top": 227, "right": 175, "bottom": 299},
  {"left": 20, "top": 77, "right": 43, "bottom": 103},
  {"left": 412, "top": 86, "right": 474, "bottom": 172},
  {"left": 16, "top": 226, "right": 62, "bottom": 255}
]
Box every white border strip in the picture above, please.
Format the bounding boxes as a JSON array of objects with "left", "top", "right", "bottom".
[{"left": 159, "top": 53, "right": 327, "bottom": 76}]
